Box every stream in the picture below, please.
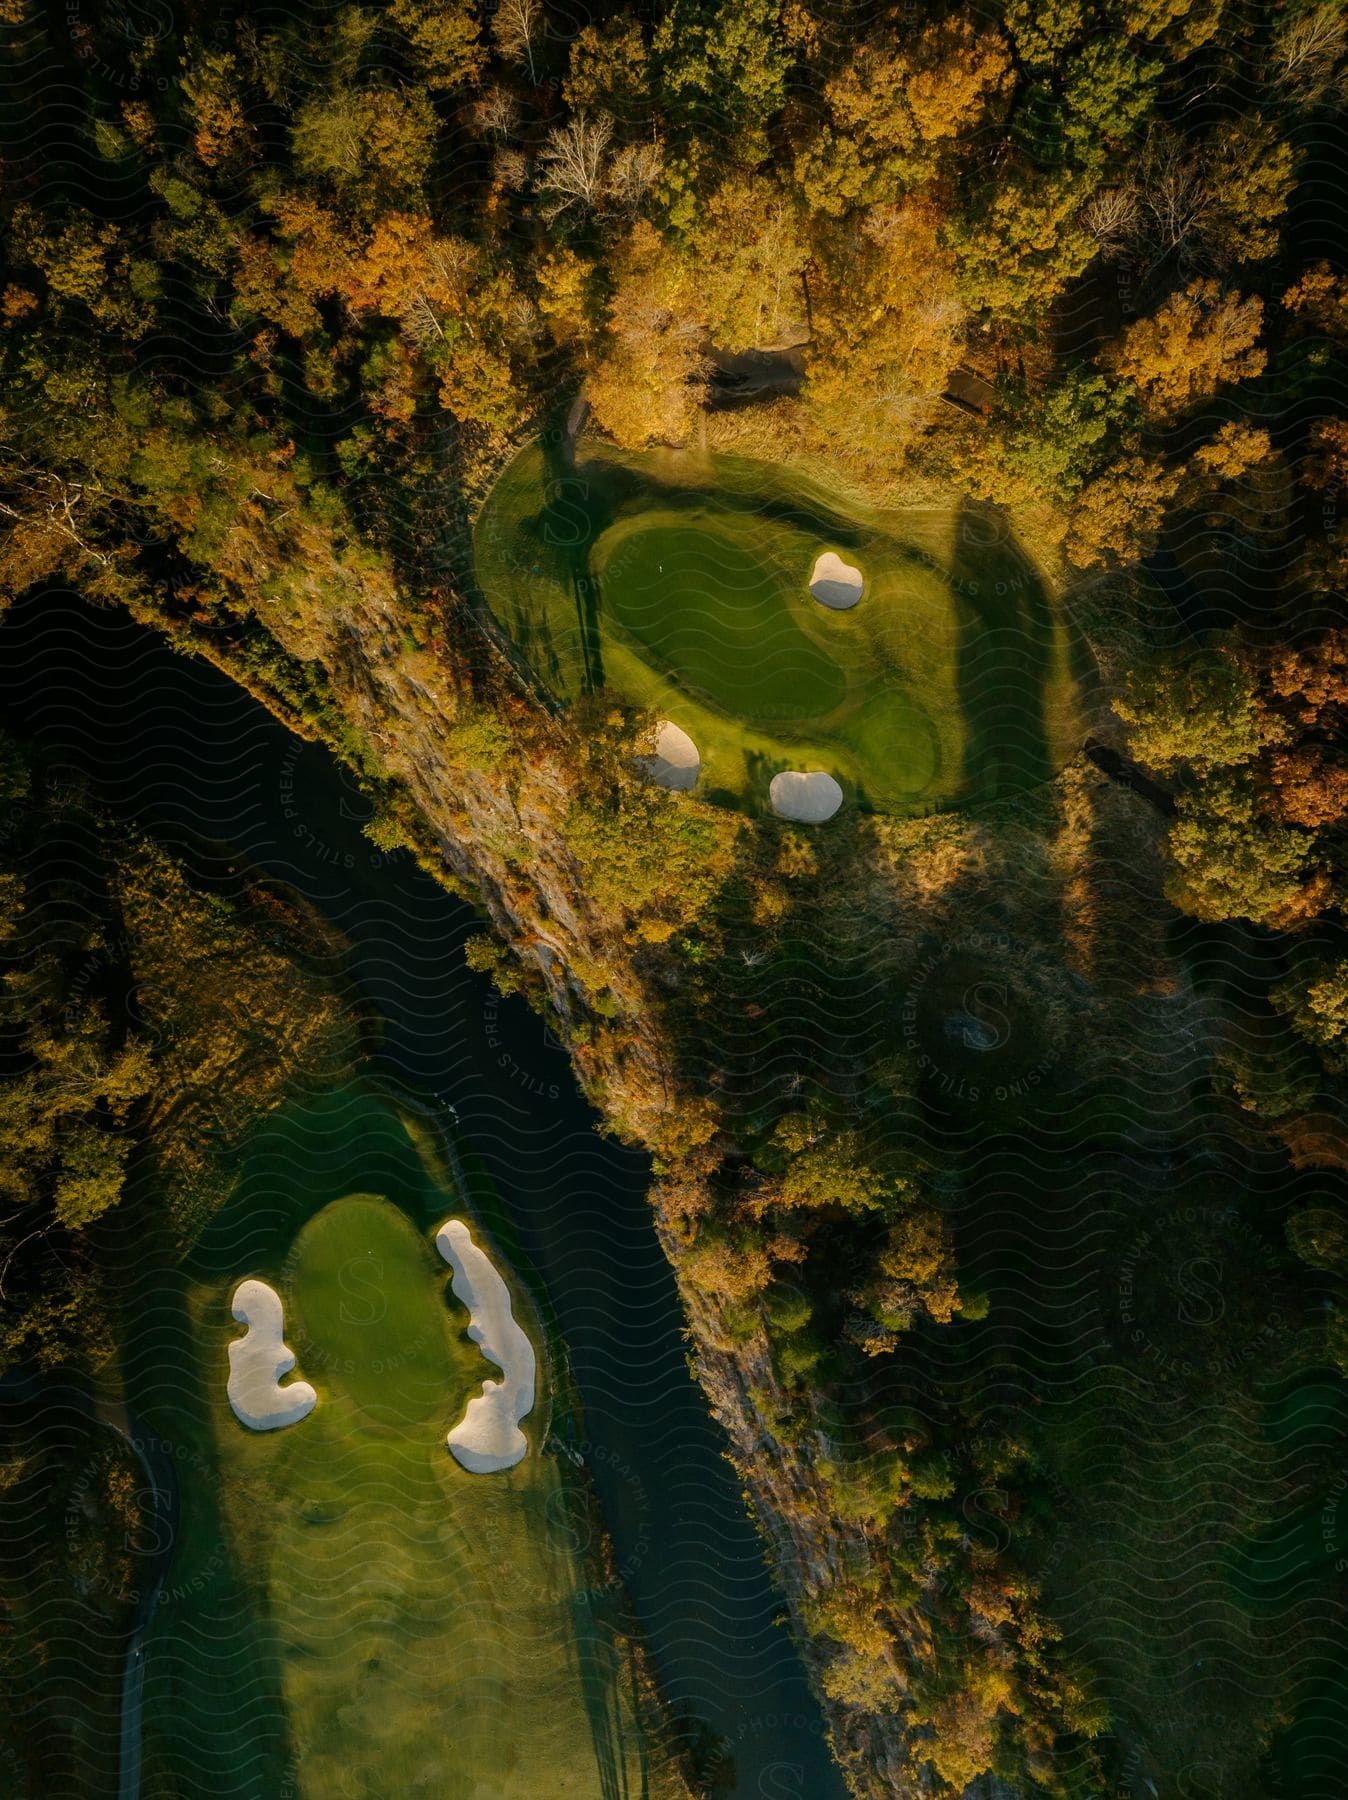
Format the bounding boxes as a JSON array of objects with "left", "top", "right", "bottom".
[{"left": 0, "top": 590, "right": 846, "bottom": 1800}]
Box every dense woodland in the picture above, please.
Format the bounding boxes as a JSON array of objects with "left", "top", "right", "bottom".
[{"left": 2, "top": 0, "right": 1347, "bottom": 1793}]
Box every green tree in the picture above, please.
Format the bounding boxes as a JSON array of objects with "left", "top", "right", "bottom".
[
  {"left": 1167, "top": 772, "right": 1317, "bottom": 925},
  {"left": 1016, "top": 37, "right": 1161, "bottom": 171},
  {"left": 654, "top": 0, "right": 788, "bottom": 158},
  {"left": 1273, "top": 956, "right": 1348, "bottom": 1076},
  {"left": 1003, "top": 0, "right": 1090, "bottom": 67},
  {"left": 1114, "top": 647, "right": 1277, "bottom": 775},
  {"left": 959, "top": 369, "right": 1135, "bottom": 508},
  {"left": 945, "top": 170, "right": 1096, "bottom": 317},
  {"left": 292, "top": 85, "right": 438, "bottom": 210}
]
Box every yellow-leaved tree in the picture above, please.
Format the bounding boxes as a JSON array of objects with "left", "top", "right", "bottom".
[
  {"left": 587, "top": 221, "right": 707, "bottom": 447},
  {"left": 1103, "top": 279, "right": 1265, "bottom": 419}
]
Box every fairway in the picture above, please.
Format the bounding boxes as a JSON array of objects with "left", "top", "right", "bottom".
[
  {"left": 474, "top": 439, "right": 1085, "bottom": 812},
  {"left": 130, "top": 1085, "right": 686, "bottom": 1800}
]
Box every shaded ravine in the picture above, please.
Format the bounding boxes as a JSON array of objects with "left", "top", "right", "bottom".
[
  {"left": 0, "top": 1373, "right": 178, "bottom": 1800},
  {"left": 0, "top": 590, "right": 847, "bottom": 1800}
]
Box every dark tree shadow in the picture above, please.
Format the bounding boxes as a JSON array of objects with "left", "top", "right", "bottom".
[{"left": 949, "top": 500, "right": 1054, "bottom": 802}]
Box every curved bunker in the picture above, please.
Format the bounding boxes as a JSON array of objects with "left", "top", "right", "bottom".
[
  {"left": 227, "top": 1278, "right": 317, "bottom": 1431},
  {"left": 770, "top": 770, "right": 844, "bottom": 822},
  {"left": 435, "top": 1218, "right": 536, "bottom": 1473},
  {"left": 809, "top": 550, "right": 864, "bottom": 610},
  {"left": 641, "top": 718, "right": 700, "bottom": 791}
]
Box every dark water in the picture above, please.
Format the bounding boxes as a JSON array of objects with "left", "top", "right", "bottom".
[{"left": 0, "top": 590, "right": 846, "bottom": 1800}]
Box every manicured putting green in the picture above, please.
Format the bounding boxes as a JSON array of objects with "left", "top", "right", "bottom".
[
  {"left": 473, "top": 439, "right": 1086, "bottom": 813},
  {"left": 598, "top": 518, "right": 848, "bottom": 721}
]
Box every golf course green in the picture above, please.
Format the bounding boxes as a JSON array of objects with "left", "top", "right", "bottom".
[
  {"left": 131, "top": 1084, "right": 686, "bottom": 1800},
  {"left": 473, "top": 438, "right": 1086, "bottom": 812}
]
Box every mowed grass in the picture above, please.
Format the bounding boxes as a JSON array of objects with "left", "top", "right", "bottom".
[
  {"left": 134, "top": 1085, "right": 685, "bottom": 1800},
  {"left": 473, "top": 439, "right": 1084, "bottom": 813}
]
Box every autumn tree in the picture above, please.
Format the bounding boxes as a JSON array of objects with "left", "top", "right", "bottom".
[
  {"left": 1274, "top": 956, "right": 1348, "bottom": 1077},
  {"left": 904, "top": 16, "right": 1012, "bottom": 144},
  {"left": 1167, "top": 773, "right": 1321, "bottom": 925},
  {"left": 1199, "top": 119, "right": 1294, "bottom": 266},
  {"left": 535, "top": 249, "right": 599, "bottom": 347},
  {"left": 181, "top": 49, "right": 257, "bottom": 168},
  {"left": 693, "top": 178, "right": 807, "bottom": 351},
  {"left": 564, "top": 17, "right": 652, "bottom": 121},
  {"left": 848, "top": 1209, "right": 960, "bottom": 1343},
  {"left": 1103, "top": 279, "right": 1265, "bottom": 419},
  {"left": 587, "top": 221, "right": 707, "bottom": 447},
  {"left": 760, "top": 1112, "right": 920, "bottom": 1217},
  {"left": 1064, "top": 453, "right": 1182, "bottom": 567},
  {"left": 804, "top": 203, "right": 964, "bottom": 469},
  {"left": 1284, "top": 262, "right": 1348, "bottom": 341},
  {"left": 793, "top": 23, "right": 1010, "bottom": 217},
  {"left": 1114, "top": 646, "right": 1278, "bottom": 776},
  {"left": 8, "top": 204, "right": 154, "bottom": 339},
  {"left": 1116, "top": 634, "right": 1348, "bottom": 930},
  {"left": 387, "top": 0, "right": 484, "bottom": 91}
]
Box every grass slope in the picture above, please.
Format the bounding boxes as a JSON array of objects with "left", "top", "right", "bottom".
[{"left": 473, "top": 439, "right": 1084, "bottom": 813}]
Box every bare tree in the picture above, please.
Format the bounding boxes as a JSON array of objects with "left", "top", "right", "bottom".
[
  {"left": 492, "top": 146, "right": 531, "bottom": 191},
  {"left": 401, "top": 290, "right": 446, "bottom": 348},
  {"left": 476, "top": 84, "right": 520, "bottom": 139},
  {"left": 1134, "top": 127, "right": 1211, "bottom": 271},
  {"left": 492, "top": 0, "right": 542, "bottom": 84},
  {"left": 0, "top": 464, "right": 111, "bottom": 568},
  {"left": 1082, "top": 186, "right": 1139, "bottom": 253},
  {"left": 1272, "top": 3, "right": 1347, "bottom": 104},
  {"left": 604, "top": 139, "right": 663, "bottom": 215},
  {"left": 509, "top": 294, "right": 543, "bottom": 342},
  {"left": 538, "top": 113, "right": 613, "bottom": 221}
]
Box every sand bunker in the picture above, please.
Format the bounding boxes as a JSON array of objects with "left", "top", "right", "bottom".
[
  {"left": 640, "top": 719, "right": 700, "bottom": 791},
  {"left": 227, "top": 1279, "right": 318, "bottom": 1431},
  {"left": 769, "top": 770, "right": 844, "bottom": 822},
  {"left": 435, "top": 1219, "right": 536, "bottom": 1474},
  {"left": 809, "top": 551, "right": 864, "bottom": 610}
]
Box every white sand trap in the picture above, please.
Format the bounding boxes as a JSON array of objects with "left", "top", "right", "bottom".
[
  {"left": 640, "top": 719, "right": 700, "bottom": 791},
  {"left": 809, "top": 551, "right": 864, "bottom": 610},
  {"left": 435, "top": 1219, "right": 536, "bottom": 1474},
  {"left": 769, "top": 770, "right": 844, "bottom": 822},
  {"left": 227, "top": 1279, "right": 317, "bottom": 1431}
]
